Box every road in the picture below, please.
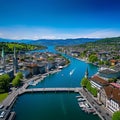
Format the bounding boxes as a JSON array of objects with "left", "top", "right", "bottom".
[{"left": 80, "top": 88, "right": 112, "bottom": 120}]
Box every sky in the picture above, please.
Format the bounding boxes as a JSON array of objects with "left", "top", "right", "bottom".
[{"left": 0, "top": 0, "right": 120, "bottom": 40}]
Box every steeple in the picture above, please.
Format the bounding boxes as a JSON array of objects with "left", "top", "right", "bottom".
[
  {"left": 13, "top": 47, "right": 18, "bottom": 75},
  {"left": 1, "top": 47, "right": 5, "bottom": 69},
  {"left": 14, "top": 47, "right": 16, "bottom": 58},
  {"left": 85, "top": 67, "right": 89, "bottom": 78}
]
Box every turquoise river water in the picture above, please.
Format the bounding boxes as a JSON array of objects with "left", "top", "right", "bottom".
[{"left": 12, "top": 46, "right": 101, "bottom": 120}]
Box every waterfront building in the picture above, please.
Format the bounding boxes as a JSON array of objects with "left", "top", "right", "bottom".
[
  {"left": 90, "top": 75, "right": 108, "bottom": 90},
  {"left": 98, "top": 68, "right": 120, "bottom": 79},
  {"left": 99, "top": 84, "right": 120, "bottom": 113},
  {"left": 38, "top": 64, "right": 46, "bottom": 74},
  {"left": 26, "top": 63, "right": 39, "bottom": 76},
  {"left": 20, "top": 69, "right": 30, "bottom": 78}
]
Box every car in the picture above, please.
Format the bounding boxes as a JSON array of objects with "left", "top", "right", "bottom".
[
  {"left": 0, "top": 111, "right": 5, "bottom": 118},
  {"left": 0, "top": 105, "right": 4, "bottom": 109}
]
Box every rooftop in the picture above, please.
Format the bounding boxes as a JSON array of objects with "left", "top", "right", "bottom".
[
  {"left": 90, "top": 75, "right": 108, "bottom": 86},
  {"left": 110, "top": 83, "right": 120, "bottom": 89},
  {"left": 99, "top": 68, "right": 117, "bottom": 74},
  {"left": 104, "top": 85, "right": 120, "bottom": 104}
]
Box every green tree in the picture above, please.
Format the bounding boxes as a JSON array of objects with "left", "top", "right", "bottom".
[
  {"left": 81, "top": 77, "right": 88, "bottom": 87},
  {"left": 91, "top": 87, "right": 98, "bottom": 97},
  {"left": 104, "top": 61, "right": 110, "bottom": 66},
  {"left": 12, "top": 77, "right": 20, "bottom": 87},
  {"left": 108, "top": 78, "right": 117, "bottom": 83},
  {"left": 17, "top": 72, "right": 23, "bottom": 79},
  {"left": 0, "top": 74, "right": 10, "bottom": 92},
  {"left": 12, "top": 72, "right": 23, "bottom": 87},
  {"left": 112, "top": 111, "right": 120, "bottom": 120},
  {"left": 88, "top": 54, "right": 98, "bottom": 63},
  {"left": 86, "top": 80, "right": 91, "bottom": 92}
]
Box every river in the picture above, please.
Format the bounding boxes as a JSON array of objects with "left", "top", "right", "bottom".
[{"left": 13, "top": 46, "right": 101, "bottom": 120}]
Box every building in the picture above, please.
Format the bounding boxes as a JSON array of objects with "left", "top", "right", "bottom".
[
  {"left": 110, "top": 59, "right": 117, "bottom": 66},
  {"left": 99, "top": 83, "right": 120, "bottom": 113},
  {"left": 26, "top": 63, "right": 39, "bottom": 76},
  {"left": 98, "top": 68, "right": 120, "bottom": 79},
  {"left": 90, "top": 75, "right": 108, "bottom": 90}
]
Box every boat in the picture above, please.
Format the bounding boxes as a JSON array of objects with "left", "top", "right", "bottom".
[
  {"left": 69, "top": 69, "right": 75, "bottom": 76},
  {"left": 77, "top": 98, "right": 85, "bottom": 102},
  {"left": 76, "top": 95, "right": 81, "bottom": 98},
  {"left": 78, "top": 102, "right": 86, "bottom": 108}
]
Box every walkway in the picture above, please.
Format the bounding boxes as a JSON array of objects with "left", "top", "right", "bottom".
[
  {"left": 18, "top": 87, "right": 82, "bottom": 94},
  {"left": 80, "top": 88, "right": 112, "bottom": 120}
]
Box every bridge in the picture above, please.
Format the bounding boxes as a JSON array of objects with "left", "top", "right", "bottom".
[{"left": 18, "top": 87, "right": 82, "bottom": 95}]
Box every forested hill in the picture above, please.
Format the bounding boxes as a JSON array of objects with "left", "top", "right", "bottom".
[
  {"left": 0, "top": 42, "right": 46, "bottom": 54},
  {"left": 95, "top": 37, "right": 120, "bottom": 43}
]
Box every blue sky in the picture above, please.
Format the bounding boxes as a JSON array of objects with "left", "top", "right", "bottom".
[{"left": 0, "top": 0, "right": 120, "bottom": 39}]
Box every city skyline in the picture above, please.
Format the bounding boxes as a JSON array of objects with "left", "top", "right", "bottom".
[{"left": 0, "top": 0, "right": 120, "bottom": 40}]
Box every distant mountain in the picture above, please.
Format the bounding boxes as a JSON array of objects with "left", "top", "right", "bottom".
[
  {"left": 0, "top": 38, "right": 100, "bottom": 46},
  {"left": 0, "top": 38, "right": 33, "bottom": 43},
  {"left": 31, "top": 38, "right": 100, "bottom": 46}
]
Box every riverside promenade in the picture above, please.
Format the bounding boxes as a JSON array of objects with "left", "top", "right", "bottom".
[
  {"left": 1, "top": 68, "right": 62, "bottom": 109},
  {"left": 80, "top": 88, "right": 112, "bottom": 120}
]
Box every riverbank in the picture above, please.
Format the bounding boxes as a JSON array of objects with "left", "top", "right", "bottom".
[
  {"left": 0, "top": 63, "right": 69, "bottom": 120},
  {"left": 76, "top": 57, "right": 99, "bottom": 67},
  {"left": 79, "top": 88, "right": 112, "bottom": 120},
  {"left": 1, "top": 46, "right": 99, "bottom": 120},
  {"left": 79, "top": 89, "right": 104, "bottom": 120},
  {"left": 0, "top": 93, "right": 8, "bottom": 103}
]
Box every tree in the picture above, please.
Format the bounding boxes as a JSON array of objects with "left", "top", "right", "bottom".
[
  {"left": 17, "top": 72, "right": 23, "bottom": 79},
  {"left": 112, "top": 111, "right": 120, "bottom": 120},
  {"left": 12, "top": 77, "right": 20, "bottom": 87},
  {"left": 81, "top": 77, "right": 88, "bottom": 87},
  {"left": 88, "top": 54, "right": 98, "bottom": 63},
  {"left": 12, "top": 72, "right": 23, "bottom": 87},
  {"left": 91, "top": 87, "right": 98, "bottom": 97},
  {"left": 86, "top": 80, "right": 91, "bottom": 92},
  {"left": 0, "top": 74, "right": 10, "bottom": 92},
  {"left": 108, "top": 78, "right": 117, "bottom": 83}
]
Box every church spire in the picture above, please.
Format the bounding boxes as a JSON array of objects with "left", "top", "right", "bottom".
[
  {"left": 14, "top": 47, "right": 16, "bottom": 58},
  {"left": 13, "top": 47, "right": 18, "bottom": 75},
  {"left": 1, "top": 47, "right": 5, "bottom": 69},
  {"left": 1, "top": 47, "right": 4, "bottom": 58},
  {"left": 85, "top": 67, "right": 89, "bottom": 78}
]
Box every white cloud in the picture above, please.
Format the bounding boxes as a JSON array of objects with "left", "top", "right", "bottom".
[
  {"left": 83, "top": 29, "right": 120, "bottom": 38},
  {"left": 0, "top": 27, "right": 120, "bottom": 40},
  {"left": 0, "top": 32, "right": 3, "bottom": 36}
]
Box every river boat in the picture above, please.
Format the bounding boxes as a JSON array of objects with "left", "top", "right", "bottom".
[
  {"left": 69, "top": 69, "right": 75, "bottom": 76},
  {"left": 77, "top": 98, "right": 85, "bottom": 102}
]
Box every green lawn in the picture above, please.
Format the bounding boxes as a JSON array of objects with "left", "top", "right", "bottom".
[{"left": 0, "top": 93, "right": 8, "bottom": 102}]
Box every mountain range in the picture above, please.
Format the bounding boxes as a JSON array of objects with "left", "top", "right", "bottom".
[{"left": 0, "top": 38, "right": 100, "bottom": 46}]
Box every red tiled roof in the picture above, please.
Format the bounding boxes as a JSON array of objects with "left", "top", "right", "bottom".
[
  {"left": 91, "top": 75, "right": 108, "bottom": 86},
  {"left": 110, "top": 60, "right": 117, "bottom": 63},
  {"left": 104, "top": 85, "right": 120, "bottom": 104},
  {"left": 110, "top": 83, "right": 120, "bottom": 89}
]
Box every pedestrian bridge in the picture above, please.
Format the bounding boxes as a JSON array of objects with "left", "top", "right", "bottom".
[{"left": 19, "top": 87, "right": 82, "bottom": 95}]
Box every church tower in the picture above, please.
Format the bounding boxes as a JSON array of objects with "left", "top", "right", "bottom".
[
  {"left": 85, "top": 67, "right": 89, "bottom": 78},
  {"left": 1, "top": 47, "right": 5, "bottom": 70},
  {"left": 13, "top": 47, "right": 18, "bottom": 75}
]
